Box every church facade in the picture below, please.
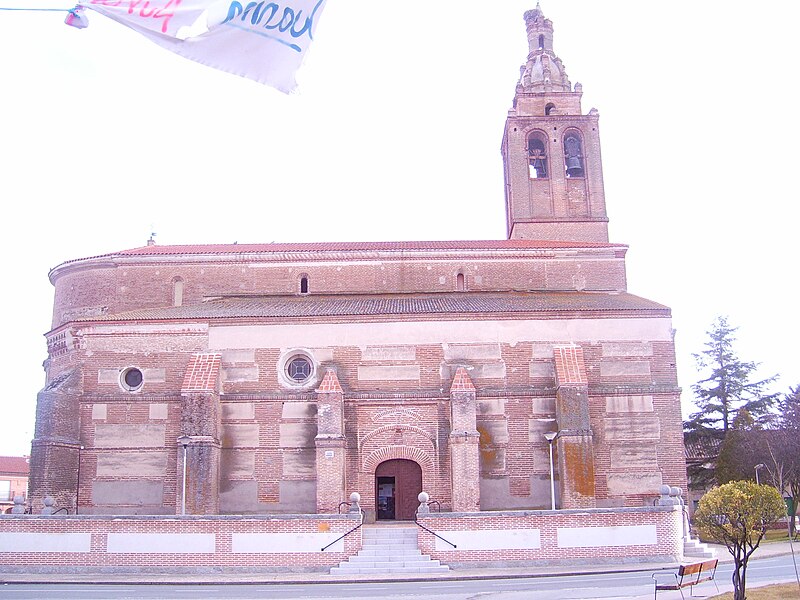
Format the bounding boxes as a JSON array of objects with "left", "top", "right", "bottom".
[{"left": 29, "top": 6, "right": 686, "bottom": 520}]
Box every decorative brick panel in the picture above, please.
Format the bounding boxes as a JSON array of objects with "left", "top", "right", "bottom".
[
  {"left": 417, "top": 507, "right": 683, "bottom": 566},
  {"left": 0, "top": 515, "right": 361, "bottom": 572}
]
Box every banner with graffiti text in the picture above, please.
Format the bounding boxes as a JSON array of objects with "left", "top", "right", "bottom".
[{"left": 80, "top": 0, "right": 328, "bottom": 92}]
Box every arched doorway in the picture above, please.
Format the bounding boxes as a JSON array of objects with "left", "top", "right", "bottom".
[{"left": 375, "top": 459, "right": 422, "bottom": 521}]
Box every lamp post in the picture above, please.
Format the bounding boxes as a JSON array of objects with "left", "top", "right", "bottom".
[
  {"left": 755, "top": 463, "right": 765, "bottom": 485},
  {"left": 544, "top": 431, "right": 559, "bottom": 510},
  {"left": 177, "top": 435, "right": 191, "bottom": 515}
]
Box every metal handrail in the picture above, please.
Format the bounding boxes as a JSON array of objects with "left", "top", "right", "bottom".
[
  {"left": 51, "top": 507, "right": 69, "bottom": 515},
  {"left": 321, "top": 511, "right": 364, "bottom": 552},
  {"left": 414, "top": 514, "right": 456, "bottom": 549},
  {"left": 428, "top": 500, "right": 442, "bottom": 513},
  {"left": 337, "top": 501, "right": 351, "bottom": 514}
]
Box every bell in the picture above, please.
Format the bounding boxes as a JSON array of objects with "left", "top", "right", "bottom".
[{"left": 565, "top": 156, "right": 583, "bottom": 177}]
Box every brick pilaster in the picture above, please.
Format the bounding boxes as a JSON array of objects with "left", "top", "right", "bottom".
[
  {"left": 449, "top": 368, "right": 480, "bottom": 512},
  {"left": 28, "top": 368, "right": 82, "bottom": 513},
  {"left": 315, "top": 369, "right": 346, "bottom": 513},
  {"left": 553, "top": 346, "right": 596, "bottom": 509},
  {"left": 178, "top": 354, "right": 222, "bottom": 515}
]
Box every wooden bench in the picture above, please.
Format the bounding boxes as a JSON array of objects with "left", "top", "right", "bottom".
[{"left": 652, "top": 559, "right": 719, "bottom": 599}]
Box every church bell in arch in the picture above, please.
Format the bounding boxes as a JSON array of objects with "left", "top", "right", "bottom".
[{"left": 502, "top": 5, "right": 609, "bottom": 243}]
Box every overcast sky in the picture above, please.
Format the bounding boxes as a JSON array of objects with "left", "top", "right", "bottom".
[{"left": 0, "top": 1, "right": 797, "bottom": 456}]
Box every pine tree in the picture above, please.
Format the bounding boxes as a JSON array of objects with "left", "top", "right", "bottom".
[{"left": 687, "top": 316, "right": 778, "bottom": 434}]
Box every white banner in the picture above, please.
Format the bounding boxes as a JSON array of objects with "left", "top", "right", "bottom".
[{"left": 79, "top": 0, "right": 327, "bottom": 92}]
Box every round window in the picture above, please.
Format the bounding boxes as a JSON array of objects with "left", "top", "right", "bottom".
[
  {"left": 120, "top": 367, "right": 144, "bottom": 392},
  {"left": 286, "top": 356, "right": 312, "bottom": 382}
]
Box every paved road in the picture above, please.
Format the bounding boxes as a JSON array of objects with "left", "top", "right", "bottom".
[{"left": 2, "top": 555, "right": 797, "bottom": 600}]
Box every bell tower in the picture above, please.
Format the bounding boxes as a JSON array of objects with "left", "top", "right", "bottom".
[{"left": 502, "top": 4, "right": 609, "bottom": 243}]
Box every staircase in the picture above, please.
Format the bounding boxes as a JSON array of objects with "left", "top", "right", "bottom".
[
  {"left": 330, "top": 524, "right": 450, "bottom": 575},
  {"left": 684, "top": 536, "right": 716, "bottom": 560}
]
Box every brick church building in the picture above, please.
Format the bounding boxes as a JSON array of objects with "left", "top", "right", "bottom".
[{"left": 29, "top": 6, "right": 686, "bottom": 520}]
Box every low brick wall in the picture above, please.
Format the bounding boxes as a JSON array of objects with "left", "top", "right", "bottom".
[
  {"left": 0, "top": 507, "right": 683, "bottom": 573},
  {"left": 417, "top": 506, "right": 683, "bottom": 568},
  {"left": 0, "top": 513, "right": 362, "bottom": 574}
]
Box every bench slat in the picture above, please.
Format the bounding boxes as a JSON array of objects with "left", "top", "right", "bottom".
[{"left": 653, "top": 559, "right": 718, "bottom": 598}]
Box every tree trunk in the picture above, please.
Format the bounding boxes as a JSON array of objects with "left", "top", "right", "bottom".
[{"left": 732, "top": 548, "right": 748, "bottom": 600}]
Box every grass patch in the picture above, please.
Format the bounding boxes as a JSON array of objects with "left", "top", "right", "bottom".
[
  {"left": 707, "top": 583, "right": 800, "bottom": 599},
  {"left": 698, "top": 528, "right": 797, "bottom": 545},
  {"left": 763, "top": 529, "right": 798, "bottom": 543}
]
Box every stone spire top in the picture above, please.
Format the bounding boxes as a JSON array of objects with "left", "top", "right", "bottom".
[{"left": 518, "top": 4, "right": 572, "bottom": 93}]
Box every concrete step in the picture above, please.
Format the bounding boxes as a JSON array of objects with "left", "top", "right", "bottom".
[
  {"left": 684, "top": 538, "right": 716, "bottom": 559},
  {"left": 346, "top": 553, "right": 429, "bottom": 563},
  {"left": 336, "top": 558, "right": 443, "bottom": 569},
  {"left": 353, "top": 547, "right": 424, "bottom": 558},
  {"left": 361, "top": 537, "right": 417, "bottom": 546},
  {"left": 362, "top": 529, "right": 417, "bottom": 539},
  {"left": 330, "top": 564, "right": 450, "bottom": 575},
  {"left": 331, "top": 525, "right": 449, "bottom": 576}
]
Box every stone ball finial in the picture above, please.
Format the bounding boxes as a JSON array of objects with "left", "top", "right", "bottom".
[
  {"left": 347, "top": 492, "right": 362, "bottom": 514},
  {"left": 41, "top": 496, "right": 57, "bottom": 515},
  {"left": 416, "top": 491, "right": 431, "bottom": 515},
  {"left": 11, "top": 495, "right": 26, "bottom": 514},
  {"left": 669, "top": 486, "right": 681, "bottom": 497},
  {"left": 659, "top": 485, "right": 671, "bottom": 495}
]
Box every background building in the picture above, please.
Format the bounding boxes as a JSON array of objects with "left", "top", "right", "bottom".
[
  {"left": 28, "top": 6, "right": 686, "bottom": 520},
  {"left": 0, "top": 456, "right": 29, "bottom": 513}
]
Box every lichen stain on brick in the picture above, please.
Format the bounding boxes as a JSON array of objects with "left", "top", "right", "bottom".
[
  {"left": 477, "top": 425, "right": 499, "bottom": 468},
  {"left": 564, "top": 441, "right": 595, "bottom": 497}
]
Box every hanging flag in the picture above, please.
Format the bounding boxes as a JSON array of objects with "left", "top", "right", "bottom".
[
  {"left": 78, "top": 0, "right": 327, "bottom": 92},
  {"left": 65, "top": 6, "right": 90, "bottom": 29}
]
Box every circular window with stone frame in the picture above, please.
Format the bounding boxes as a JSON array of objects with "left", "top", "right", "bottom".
[
  {"left": 120, "top": 367, "right": 144, "bottom": 392},
  {"left": 278, "top": 351, "right": 317, "bottom": 389}
]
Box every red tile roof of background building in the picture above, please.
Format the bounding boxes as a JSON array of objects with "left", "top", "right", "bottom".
[{"left": 0, "top": 456, "right": 30, "bottom": 475}]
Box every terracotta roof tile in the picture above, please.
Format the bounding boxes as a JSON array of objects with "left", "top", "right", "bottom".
[
  {"left": 684, "top": 434, "right": 723, "bottom": 462},
  {"left": 117, "top": 240, "right": 619, "bottom": 254},
  {"left": 0, "top": 456, "right": 30, "bottom": 475},
  {"left": 76, "top": 292, "right": 669, "bottom": 324},
  {"left": 54, "top": 239, "right": 625, "bottom": 269}
]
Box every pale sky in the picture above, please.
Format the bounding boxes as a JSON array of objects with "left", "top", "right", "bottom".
[{"left": 0, "top": 1, "right": 797, "bottom": 456}]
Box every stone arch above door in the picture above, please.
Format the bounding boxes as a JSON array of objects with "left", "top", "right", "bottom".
[{"left": 363, "top": 445, "right": 434, "bottom": 473}]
